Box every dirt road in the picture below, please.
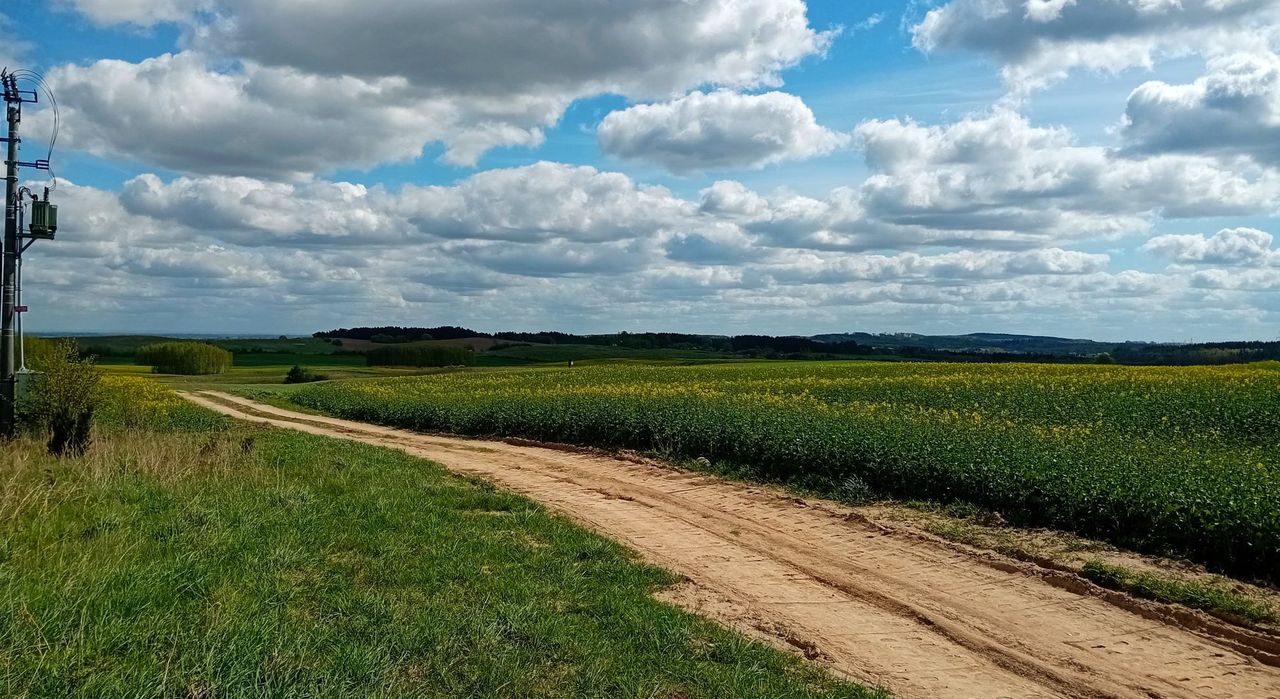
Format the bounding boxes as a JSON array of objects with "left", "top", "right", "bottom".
[{"left": 184, "top": 390, "right": 1280, "bottom": 699}]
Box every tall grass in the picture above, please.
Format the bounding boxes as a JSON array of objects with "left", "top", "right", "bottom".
[
  {"left": 366, "top": 344, "right": 474, "bottom": 368},
  {"left": 136, "top": 342, "right": 232, "bottom": 375}
]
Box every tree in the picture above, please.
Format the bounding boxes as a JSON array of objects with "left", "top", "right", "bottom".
[{"left": 20, "top": 338, "right": 102, "bottom": 457}]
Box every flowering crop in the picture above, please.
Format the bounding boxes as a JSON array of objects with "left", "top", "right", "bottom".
[{"left": 293, "top": 361, "right": 1280, "bottom": 581}]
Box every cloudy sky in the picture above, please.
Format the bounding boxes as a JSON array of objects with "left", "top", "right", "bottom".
[{"left": 7, "top": 0, "right": 1280, "bottom": 340}]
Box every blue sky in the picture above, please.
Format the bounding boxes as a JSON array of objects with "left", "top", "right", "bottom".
[{"left": 6, "top": 0, "right": 1280, "bottom": 340}]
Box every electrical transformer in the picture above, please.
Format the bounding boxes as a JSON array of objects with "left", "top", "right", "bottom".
[{"left": 29, "top": 199, "right": 56, "bottom": 239}]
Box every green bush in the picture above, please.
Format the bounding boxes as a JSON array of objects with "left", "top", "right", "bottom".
[
  {"left": 283, "top": 365, "right": 328, "bottom": 384},
  {"left": 18, "top": 338, "right": 102, "bottom": 456},
  {"left": 135, "top": 342, "right": 232, "bottom": 375},
  {"left": 366, "top": 344, "right": 474, "bottom": 368}
]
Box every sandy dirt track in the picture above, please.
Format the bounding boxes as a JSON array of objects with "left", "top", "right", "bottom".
[{"left": 183, "top": 391, "right": 1280, "bottom": 699}]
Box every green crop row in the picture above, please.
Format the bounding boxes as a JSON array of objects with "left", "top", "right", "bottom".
[{"left": 291, "top": 361, "right": 1280, "bottom": 582}]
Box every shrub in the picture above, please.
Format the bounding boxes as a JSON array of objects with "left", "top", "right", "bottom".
[
  {"left": 18, "top": 338, "right": 102, "bottom": 457},
  {"left": 136, "top": 342, "right": 232, "bottom": 375},
  {"left": 366, "top": 344, "right": 475, "bottom": 368},
  {"left": 284, "top": 365, "right": 328, "bottom": 384}
]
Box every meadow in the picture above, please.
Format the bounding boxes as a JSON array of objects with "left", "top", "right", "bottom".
[
  {"left": 0, "top": 376, "right": 877, "bottom": 698},
  {"left": 288, "top": 361, "right": 1280, "bottom": 583}
]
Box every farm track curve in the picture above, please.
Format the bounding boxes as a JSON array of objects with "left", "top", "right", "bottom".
[{"left": 182, "top": 390, "right": 1280, "bottom": 699}]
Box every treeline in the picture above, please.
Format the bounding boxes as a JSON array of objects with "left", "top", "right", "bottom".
[
  {"left": 316, "top": 326, "right": 872, "bottom": 356},
  {"left": 315, "top": 326, "right": 478, "bottom": 343},
  {"left": 136, "top": 342, "right": 232, "bottom": 375},
  {"left": 367, "top": 345, "right": 476, "bottom": 368},
  {"left": 315, "top": 326, "right": 1280, "bottom": 366},
  {"left": 1112, "top": 341, "right": 1280, "bottom": 366}
]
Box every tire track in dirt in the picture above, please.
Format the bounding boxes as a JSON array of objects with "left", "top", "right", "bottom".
[{"left": 183, "top": 390, "right": 1280, "bottom": 699}]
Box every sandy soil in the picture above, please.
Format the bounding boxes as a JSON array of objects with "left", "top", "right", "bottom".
[{"left": 183, "top": 390, "right": 1280, "bottom": 699}]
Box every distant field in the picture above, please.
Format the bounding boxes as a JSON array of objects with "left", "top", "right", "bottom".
[
  {"left": 479, "top": 342, "right": 733, "bottom": 365},
  {"left": 288, "top": 361, "right": 1280, "bottom": 583},
  {"left": 69, "top": 334, "right": 737, "bottom": 373},
  {"left": 67, "top": 334, "right": 376, "bottom": 385},
  {"left": 0, "top": 377, "right": 874, "bottom": 698},
  {"left": 56, "top": 335, "right": 342, "bottom": 357}
]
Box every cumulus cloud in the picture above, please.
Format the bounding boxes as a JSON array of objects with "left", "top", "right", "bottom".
[
  {"left": 758, "top": 248, "right": 1109, "bottom": 286},
  {"left": 1143, "top": 227, "right": 1278, "bottom": 266},
  {"left": 397, "top": 162, "right": 693, "bottom": 243},
  {"left": 42, "top": 53, "right": 557, "bottom": 175},
  {"left": 912, "top": 0, "right": 1278, "bottom": 89},
  {"left": 448, "top": 238, "right": 656, "bottom": 278},
  {"left": 117, "top": 162, "right": 695, "bottom": 246},
  {"left": 852, "top": 110, "right": 1280, "bottom": 245},
  {"left": 34, "top": 165, "right": 1198, "bottom": 336},
  {"left": 1122, "top": 52, "right": 1280, "bottom": 165},
  {"left": 120, "top": 173, "right": 413, "bottom": 245},
  {"left": 1191, "top": 268, "right": 1280, "bottom": 291},
  {"left": 599, "top": 90, "right": 848, "bottom": 173},
  {"left": 204, "top": 0, "right": 832, "bottom": 99},
  {"left": 48, "top": 1, "right": 832, "bottom": 174}
]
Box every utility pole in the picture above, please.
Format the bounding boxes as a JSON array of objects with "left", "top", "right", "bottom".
[
  {"left": 1, "top": 70, "right": 52, "bottom": 439},
  {"left": 1, "top": 72, "right": 21, "bottom": 438}
]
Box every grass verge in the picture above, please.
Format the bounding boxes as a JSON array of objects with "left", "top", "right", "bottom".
[
  {"left": 853, "top": 500, "right": 1278, "bottom": 628},
  {"left": 0, "top": 383, "right": 880, "bottom": 698},
  {"left": 1080, "top": 560, "right": 1276, "bottom": 625}
]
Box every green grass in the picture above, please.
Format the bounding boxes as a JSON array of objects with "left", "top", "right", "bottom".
[
  {"left": 1080, "top": 561, "right": 1276, "bottom": 625},
  {"left": 101, "top": 360, "right": 450, "bottom": 390},
  {"left": 0, "top": 385, "right": 880, "bottom": 699},
  {"left": 287, "top": 361, "right": 1280, "bottom": 583},
  {"left": 227, "top": 352, "right": 366, "bottom": 368}
]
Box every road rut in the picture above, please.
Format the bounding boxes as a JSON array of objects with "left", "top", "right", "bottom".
[{"left": 183, "top": 390, "right": 1280, "bottom": 699}]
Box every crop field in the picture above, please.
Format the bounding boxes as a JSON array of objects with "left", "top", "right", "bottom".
[{"left": 289, "top": 361, "right": 1280, "bottom": 582}]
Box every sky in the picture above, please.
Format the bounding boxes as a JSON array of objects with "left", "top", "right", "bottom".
[{"left": 4, "top": 0, "right": 1280, "bottom": 341}]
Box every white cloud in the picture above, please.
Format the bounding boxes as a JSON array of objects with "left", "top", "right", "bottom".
[
  {"left": 853, "top": 110, "right": 1280, "bottom": 245},
  {"left": 41, "top": 53, "right": 558, "bottom": 175},
  {"left": 397, "top": 162, "right": 694, "bottom": 243},
  {"left": 204, "top": 0, "right": 832, "bottom": 99},
  {"left": 48, "top": 1, "right": 833, "bottom": 175},
  {"left": 598, "top": 90, "right": 848, "bottom": 173},
  {"left": 120, "top": 173, "right": 413, "bottom": 245},
  {"left": 1191, "top": 268, "right": 1280, "bottom": 291},
  {"left": 59, "top": 0, "right": 208, "bottom": 25},
  {"left": 1144, "top": 227, "right": 1278, "bottom": 266},
  {"left": 912, "top": 0, "right": 1278, "bottom": 89},
  {"left": 758, "top": 248, "right": 1110, "bottom": 285},
  {"left": 1122, "top": 52, "right": 1280, "bottom": 165},
  {"left": 33, "top": 166, "right": 1178, "bottom": 335}
]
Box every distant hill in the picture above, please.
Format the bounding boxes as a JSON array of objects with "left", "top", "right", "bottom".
[
  {"left": 810, "top": 332, "right": 1130, "bottom": 356},
  {"left": 298, "top": 326, "right": 1280, "bottom": 366},
  {"left": 38, "top": 327, "right": 1280, "bottom": 367}
]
